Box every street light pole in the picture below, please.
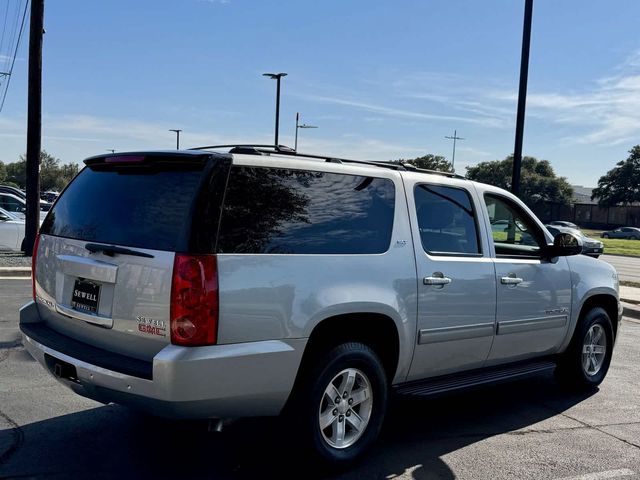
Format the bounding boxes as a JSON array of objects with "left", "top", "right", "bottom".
[
  {"left": 263, "top": 72, "right": 287, "bottom": 145},
  {"left": 294, "top": 112, "right": 318, "bottom": 151},
  {"left": 169, "top": 129, "right": 182, "bottom": 150},
  {"left": 445, "top": 130, "right": 464, "bottom": 172},
  {"left": 511, "top": 0, "right": 534, "bottom": 197}
]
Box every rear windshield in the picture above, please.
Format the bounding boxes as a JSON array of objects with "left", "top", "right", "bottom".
[{"left": 40, "top": 161, "right": 207, "bottom": 252}]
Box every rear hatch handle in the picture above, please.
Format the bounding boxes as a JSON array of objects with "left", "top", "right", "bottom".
[{"left": 85, "top": 243, "right": 154, "bottom": 259}]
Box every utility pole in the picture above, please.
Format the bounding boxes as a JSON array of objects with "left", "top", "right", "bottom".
[
  {"left": 169, "top": 129, "right": 182, "bottom": 149},
  {"left": 445, "top": 130, "right": 464, "bottom": 172},
  {"left": 107, "top": 149, "right": 115, "bottom": 153},
  {"left": 262, "top": 73, "right": 287, "bottom": 145},
  {"left": 511, "top": 0, "right": 534, "bottom": 197},
  {"left": 24, "top": 0, "right": 45, "bottom": 256},
  {"left": 294, "top": 112, "right": 318, "bottom": 151}
]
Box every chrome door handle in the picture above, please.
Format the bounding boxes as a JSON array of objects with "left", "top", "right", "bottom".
[
  {"left": 501, "top": 276, "right": 523, "bottom": 285},
  {"left": 424, "top": 276, "right": 452, "bottom": 286}
]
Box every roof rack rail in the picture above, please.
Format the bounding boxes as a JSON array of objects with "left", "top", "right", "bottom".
[
  {"left": 189, "top": 143, "right": 466, "bottom": 178},
  {"left": 399, "top": 162, "right": 466, "bottom": 179}
]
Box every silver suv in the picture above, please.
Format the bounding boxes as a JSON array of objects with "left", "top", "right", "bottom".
[{"left": 20, "top": 146, "right": 621, "bottom": 465}]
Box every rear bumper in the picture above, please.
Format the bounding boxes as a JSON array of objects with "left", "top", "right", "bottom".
[{"left": 20, "top": 301, "right": 306, "bottom": 419}]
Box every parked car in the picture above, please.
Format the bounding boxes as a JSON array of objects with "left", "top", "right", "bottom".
[
  {"left": 20, "top": 147, "right": 621, "bottom": 466},
  {"left": 601, "top": 227, "right": 640, "bottom": 240},
  {"left": 546, "top": 225, "right": 604, "bottom": 258},
  {"left": 0, "top": 207, "right": 26, "bottom": 252},
  {"left": 41, "top": 190, "right": 60, "bottom": 203},
  {"left": 549, "top": 220, "right": 579, "bottom": 229},
  {"left": 0, "top": 192, "right": 50, "bottom": 219},
  {"left": 0, "top": 185, "right": 27, "bottom": 199}
]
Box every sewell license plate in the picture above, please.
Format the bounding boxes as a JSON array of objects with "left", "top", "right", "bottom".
[{"left": 71, "top": 279, "right": 101, "bottom": 314}]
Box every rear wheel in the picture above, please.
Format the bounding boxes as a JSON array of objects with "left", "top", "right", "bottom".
[
  {"left": 602, "top": 234, "right": 609, "bottom": 239},
  {"left": 289, "top": 342, "right": 388, "bottom": 466},
  {"left": 556, "top": 307, "right": 614, "bottom": 389}
]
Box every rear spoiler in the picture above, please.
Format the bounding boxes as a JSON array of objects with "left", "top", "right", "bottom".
[{"left": 84, "top": 151, "right": 228, "bottom": 167}]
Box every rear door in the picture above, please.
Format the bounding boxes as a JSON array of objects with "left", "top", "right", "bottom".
[
  {"left": 35, "top": 153, "right": 227, "bottom": 361},
  {"left": 405, "top": 177, "right": 497, "bottom": 380}
]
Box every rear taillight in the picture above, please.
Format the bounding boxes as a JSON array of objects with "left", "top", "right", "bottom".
[
  {"left": 170, "top": 254, "right": 219, "bottom": 346},
  {"left": 32, "top": 233, "right": 41, "bottom": 301}
]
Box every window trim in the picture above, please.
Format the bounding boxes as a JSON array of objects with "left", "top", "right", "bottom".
[
  {"left": 414, "top": 183, "right": 483, "bottom": 258},
  {"left": 483, "top": 192, "right": 548, "bottom": 260}
]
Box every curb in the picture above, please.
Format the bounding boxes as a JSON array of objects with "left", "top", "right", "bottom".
[
  {"left": 622, "top": 302, "right": 640, "bottom": 321},
  {"left": 600, "top": 253, "right": 640, "bottom": 259},
  {"left": 0, "top": 267, "right": 31, "bottom": 277}
]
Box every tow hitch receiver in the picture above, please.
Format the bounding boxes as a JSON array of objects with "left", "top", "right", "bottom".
[{"left": 44, "top": 353, "right": 80, "bottom": 384}]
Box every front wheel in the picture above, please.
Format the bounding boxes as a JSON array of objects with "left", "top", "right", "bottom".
[
  {"left": 556, "top": 307, "right": 614, "bottom": 390},
  {"left": 290, "top": 342, "right": 388, "bottom": 466}
]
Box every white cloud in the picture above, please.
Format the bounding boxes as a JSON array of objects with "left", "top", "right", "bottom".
[
  {"left": 488, "top": 49, "right": 640, "bottom": 146},
  {"left": 297, "top": 93, "right": 506, "bottom": 128}
]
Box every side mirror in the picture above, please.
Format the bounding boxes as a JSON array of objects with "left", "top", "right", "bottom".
[
  {"left": 0, "top": 214, "right": 8, "bottom": 222},
  {"left": 545, "top": 232, "right": 583, "bottom": 258}
]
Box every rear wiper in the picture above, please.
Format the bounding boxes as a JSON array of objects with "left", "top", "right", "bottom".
[{"left": 85, "top": 243, "right": 154, "bottom": 259}]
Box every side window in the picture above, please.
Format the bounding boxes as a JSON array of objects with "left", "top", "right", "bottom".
[
  {"left": 414, "top": 184, "right": 481, "bottom": 256},
  {"left": 484, "top": 194, "right": 546, "bottom": 257},
  {"left": 217, "top": 166, "right": 396, "bottom": 254}
]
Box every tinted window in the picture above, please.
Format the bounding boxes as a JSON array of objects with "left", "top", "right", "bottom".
[
  {"left": 41, "top": 162, "right": 207, "bottom": 251},
  {"left": 484, "top": 194, "right": 545, "bottom": 257},
  {"left": 414, "top": 184, "right": 481, "bottom": 255},
  {"left": 0, "top": 194, "right": 25, "bottom": 213},
  {"left": 217, "top": 167, "right": 395, "bottom": 254}
]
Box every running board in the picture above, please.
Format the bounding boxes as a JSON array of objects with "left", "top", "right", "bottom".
[{"left": 395, "top": 360, "right": 556, "bottom": 397}]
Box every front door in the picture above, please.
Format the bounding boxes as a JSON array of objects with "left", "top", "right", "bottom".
[
  {"left": 482, "top": 193, "right": 572, "bottom": 365},
  {"left": 407, "top": 181, "right": 496, "bottom": 381}
]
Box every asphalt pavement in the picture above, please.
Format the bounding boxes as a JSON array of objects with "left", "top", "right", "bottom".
[
  {"left": 1, "top": 278, "right": 640, "bottom": 480},
  {"left": 601, "top": 254, "right": 640, "bottom": 283}
]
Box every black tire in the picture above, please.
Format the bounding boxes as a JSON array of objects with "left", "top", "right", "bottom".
[
  {"left": 556, "top": 307, "right": 614, "bottom": 390},
  {"left": 288, "top": 342, "right": 388, "bottom": 467},
  {"left": 20, "top": 237, "right": 26, "bottom": 253},
  {"left": 602, "top": 234, "right": 609, "bottom": 239}
]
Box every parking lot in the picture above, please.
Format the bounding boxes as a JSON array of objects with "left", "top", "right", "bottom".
[{"left": 1, "top": 277, "right": 639, "bottom": 480}]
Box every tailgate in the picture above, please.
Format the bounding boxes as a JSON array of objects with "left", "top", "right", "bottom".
[{"left": 33, "top": 152, "right": 227, "bottom": 362}]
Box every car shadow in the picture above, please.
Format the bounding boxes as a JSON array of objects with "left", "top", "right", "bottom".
[{"left": 0, "top": 372, "right": 595, "bottom": 480}]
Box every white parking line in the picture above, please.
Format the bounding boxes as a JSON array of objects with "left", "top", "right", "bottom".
[
  {"left": 556, "top": 468, "right": 636, "bottom": 480},
  {"left": 0, "top": 276, "right": 31, "bottom": 280}
]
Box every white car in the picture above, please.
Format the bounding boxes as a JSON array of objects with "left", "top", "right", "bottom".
[{"left": 0, "top": 207, "right": 25, "bottom": 252}]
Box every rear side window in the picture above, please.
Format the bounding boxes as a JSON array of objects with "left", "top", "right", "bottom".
[
  {"left": 217, "top": 166, "right": 395, "bottom": 254},
  {"left": 41, "top": 161, "right": 207, "bottom": 252},
  {"left": 414, "top": 184, "right": 481, "bottom": 255}
]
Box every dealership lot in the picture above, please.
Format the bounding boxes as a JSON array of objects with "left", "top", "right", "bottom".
[{"left": 1, "top": 277, "right": 639, "bottom": 480}]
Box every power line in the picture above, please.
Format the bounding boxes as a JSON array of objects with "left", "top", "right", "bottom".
[
  {"left": 0, "top": 1, "right": 12, "bottom": 65},
  {"left": 0, "top": 0, "right": 29, "bottom": 113},
  {"left": 3, "top": 0, "right": 23, "bottom": 71}
]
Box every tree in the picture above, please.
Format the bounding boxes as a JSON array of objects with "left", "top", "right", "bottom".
[
  {"left": 466, "top": 155, "right": 573, "bottom": 207},
  {"left": 392, "top": 154, "right": 452, "bottom": 172},
  {"left": 591, "top": 146, "right": 640, "bottom": 206},
  {"left": 5, "top": 159, "right": 26, "bottom": 187},
  {"left": 0, "top": 161, "right": 6, "bottom": 183},
  {"left": 5, "top": 151, "right": 80, "bottom": 191}
]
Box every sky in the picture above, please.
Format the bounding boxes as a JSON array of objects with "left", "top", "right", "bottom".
[{"left": 1, "top": 0, "right": 640, "bottom": 187}]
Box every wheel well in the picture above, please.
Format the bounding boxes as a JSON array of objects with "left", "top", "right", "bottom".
[
  {"left": 297, "top": 313, "right": 400, "bottom": 383},
  {"left": 578, "top": 294, "right": 619, "bottom": 338}
]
